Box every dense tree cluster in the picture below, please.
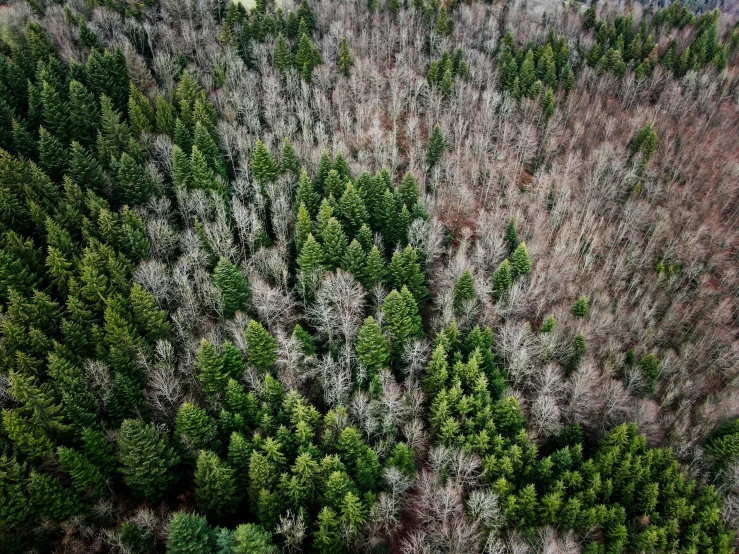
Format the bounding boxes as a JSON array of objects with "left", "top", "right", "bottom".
[{"left": 0, "top": 0, "right": 737, "bottom": 552}]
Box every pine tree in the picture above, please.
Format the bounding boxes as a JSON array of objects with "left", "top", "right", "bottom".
[
  {"left": 175, "top": 403, "right": 218, "bottom": 455},
  {"left": 57, "top": 446, "right": 104, "bottom": 496},
  {"left": 339, "top": 183, "right": 368, "bottom": 236},
  {"left": 321, "top": 217, "right": 348, "bottom": 270},
  {"left": 213, "top": 257, "right": 251, "bottom": 319},
  {"left": 297, "top": 234, "right": 325, "bottom": 272},
  {"left": 41, "top": 80, "right": 70, "bottom": 143},
  {"left": 197, "top": 339, "right": 228, "bottom": 396},
  {"left": 166, "top": 512, "right": 217, "bottom": 554},
  {"left": 426, "top": 124, "right": 446, "bottom": 170},
  {"left": 399, "top": 172, "right": 420, "bottom": 208},
  {"left": 295, "top": 33, "right": 321, "bottom": 81},
  {"left": 68, "top": 80, "right": 99, "bottom": 147},
  {"left": 246, "top": 320, "right": 278, "bottom": 372},
  {"left": 128, "top": 84, "right": 154, "bottom": 136},
  {"left": 195, "top": 450, "right": 241, "bottom": 516},
  {"left": 491, "top": 259, "right": 513, "bottom": 301},
  {"left": 227, "top": 523, "right": 277, "bottom": 553},
  {"left": 116, "top": 419, "right": 180, "bottom": 501},
  {"left": 341, "top": 239, "right": 367, "bottom": 280},
  {"left": 363, "top": 245, "right": 386, "bottom": 289},
  {"left": 222, "top": 341, "right": 245, "bottom": 381},
  {"left": 38, "top": 126, "right": 68, "bottom": 182},
  {"left": 251, "top": 140, "right": 278, "bottom": 184},
  {"left": 275, "top": 34, "right": 294, "bottom": 72},
  {"left": 280, "top": 137, "right": 300, "bottom": 174},
  {"left": 297, "top": 168, "right": 321, "bottom": 217},
  {"left": 510, "top": 242, "right": 531, "bottom": 277},
  {"left": 323, "top": 169, "right": 345, "bottom": 200},
  {"left": 453, "top": 269, "right": 476, "bottom": 313},
  {"left": 117, "top": 151, "right": 157, "bottom": 205},
  {"left": 189, "top": 145, "right": 219, "bottom": 191},
  {"left": 424, "top": 343, "right": 449, "bottom": 398},
  {"left": 81, "top": 428, "right": 116, "bottom": 475},
  {"left": 356, "top": 316, "right": 389, "bottom": 386},
  {"left": 571, "top": 296, "right": 590, "bottom": 319},
  {"left": 338, "top": 38, "right": 353, "bottom": 77},
  {"left": 356, "top": 224, "right": 374, "bottom": 252},
  {"left": 313, "top": 506, "right": 342, "bottom": 554}
]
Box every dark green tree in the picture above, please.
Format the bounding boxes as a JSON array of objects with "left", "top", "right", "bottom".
[
  {"left": 213, "top": 257, "right": 251, "bottom": 318},
  {"left": 117, "top": 419, "right": 180, "bottom": 501},
  {"left": 246, "top": 320, "right": 278, "bottom": 372}
]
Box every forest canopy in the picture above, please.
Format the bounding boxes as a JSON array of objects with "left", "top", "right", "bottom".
[{"left": 0, "top": 0, "right": 738, "bottom": 552}]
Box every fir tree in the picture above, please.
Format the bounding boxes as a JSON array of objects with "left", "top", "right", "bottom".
[
  {"left": 166, "top": 512, "right": 216, "bottom": 554},
  {"left": 297, "top": 233, "right": 325, "bottom": 272},
  {"left": 571, "top": 296, "right": 590, "bottom": 319},
  {"left": 510, "top": 242, "right": 531, "bottom": 277},
  {"left": 356, "top": 224, "right": 374, "bottom": 252},
  {"left": 38, "top": 126, "right": 68, "bottom": 182},
  {"left": 313, "top": 506, "right": 342, "bottom": 554},
  {"left": 355, "top": 316, "right": 389, "bottom": 386},
  {"left": 175, "top": 403, "right": 218, "bottom": 455},
  {"left": 453, "top": 269, "right": 476, "bottom": 313},
  {"left": 426, "top": 124, "right": 446, "bottom": 171},
  {"left": 295, "top": 33, "right": 321, "bottom": 81},
  {"left": 195, "top": 450, "right": 242, "bottom": 516},
  {"left": 363, "top": 245, "right": 386, "bottom": 289},
  {"left": 116, "top": 419, "right": 180, "bottom": 501},
  {"left": 424, "top": 343, "right": 449, "bottom": 398},
  {"left": 280, "top": 137, "right": 300, "bottom": 174},
  {"left": 213, "top": 257, "right": 251, "bottom": 319},
  {"left": 246, "top": 320, "right": 278, "bottom": 372},
  {"left": 339, "top": 183, "right": 368, "bottom": 236},
  {"left": 321, "top": 217, "right": 348, "bottom": 270},
  {"left": 41, "top": 80, "right": 70, "bottom": 143},
  {"left": 69, "top": 141, "right": 107, "bottom": 195},
  {"left": 297, "top": 168, "right": 321, "bottom": 217},
  {"left": 68, "top": 80, "right": 99, "bottom": 147},
  {"left": 338, "top": 38, "right": 353, "bottom": 77},
  {"left": 492, "top": 259, "right": 513, "bottom": 300},
  {"left": 251, "top": 140, "right": 278, "bottom": 184},
  {"left": 399, "top": 172, "right": 420, "bottom": 208},
  {"left": 197, "top": 339, "right": 228, "bottom": 396},
  {"left": 341, "top": 239, "right": 367, "bottom": 280},
  {"left": 275, "top": 34, "right": 294, "bottom": 72}
]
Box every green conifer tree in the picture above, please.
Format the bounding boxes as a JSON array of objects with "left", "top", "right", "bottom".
[
  {"left": 251, "top": 140, "right": 279, "bottom": 184},
  {"left": 321, "top": 217, "right": 348, "bottom": 270},
  {"left": 175, "top": 403, "right": 218, "bottom": 455},
  {"left": 510, "top": 242, "right": 531, "bottom": 277},
  {"left": 213, "top": 257, "right": 251, "bottom": 319},
  {"left": 38, "top": 126, "right": 68, "bottom": 182},
  {"left": 356, "top": 316, "right": 389, "bottom": 386},
  {"left": 338, "top": 38, "right": 353, "bottom": 77},
  {"left": 117, "top": 419, "right": 180, "bottom": 501},
  {"left": 426, "top": 124, "right": 446, "bottom": 171},
  {"left": 195, "top": 450, "right": 242, "bottom": 516},
  {"left": 493, "top": 260, "right": 513, "bottom": 300},
  {"left": 571, "top": 296, "right": 590, "bottom": 319},
  {"left": 341, "top": 239, "right": 367, "bottom": 280},
  {"left": 453, "top": 269, "right": 476, "bottom": 313},
  {"left": 275, "top": 34, "right": 294, "bottom": 72},
  {"left": 246, "top": 320, "right": 278, "bottom": 372},
  {"left": 297, "top": 233, "right": 325, "bottom": 272},
  {"left": 197, "top": 339, "right": 228, "bottom": 396},
  {"left": 166, "top": 512, "right": 216, "bottom": 554}
]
